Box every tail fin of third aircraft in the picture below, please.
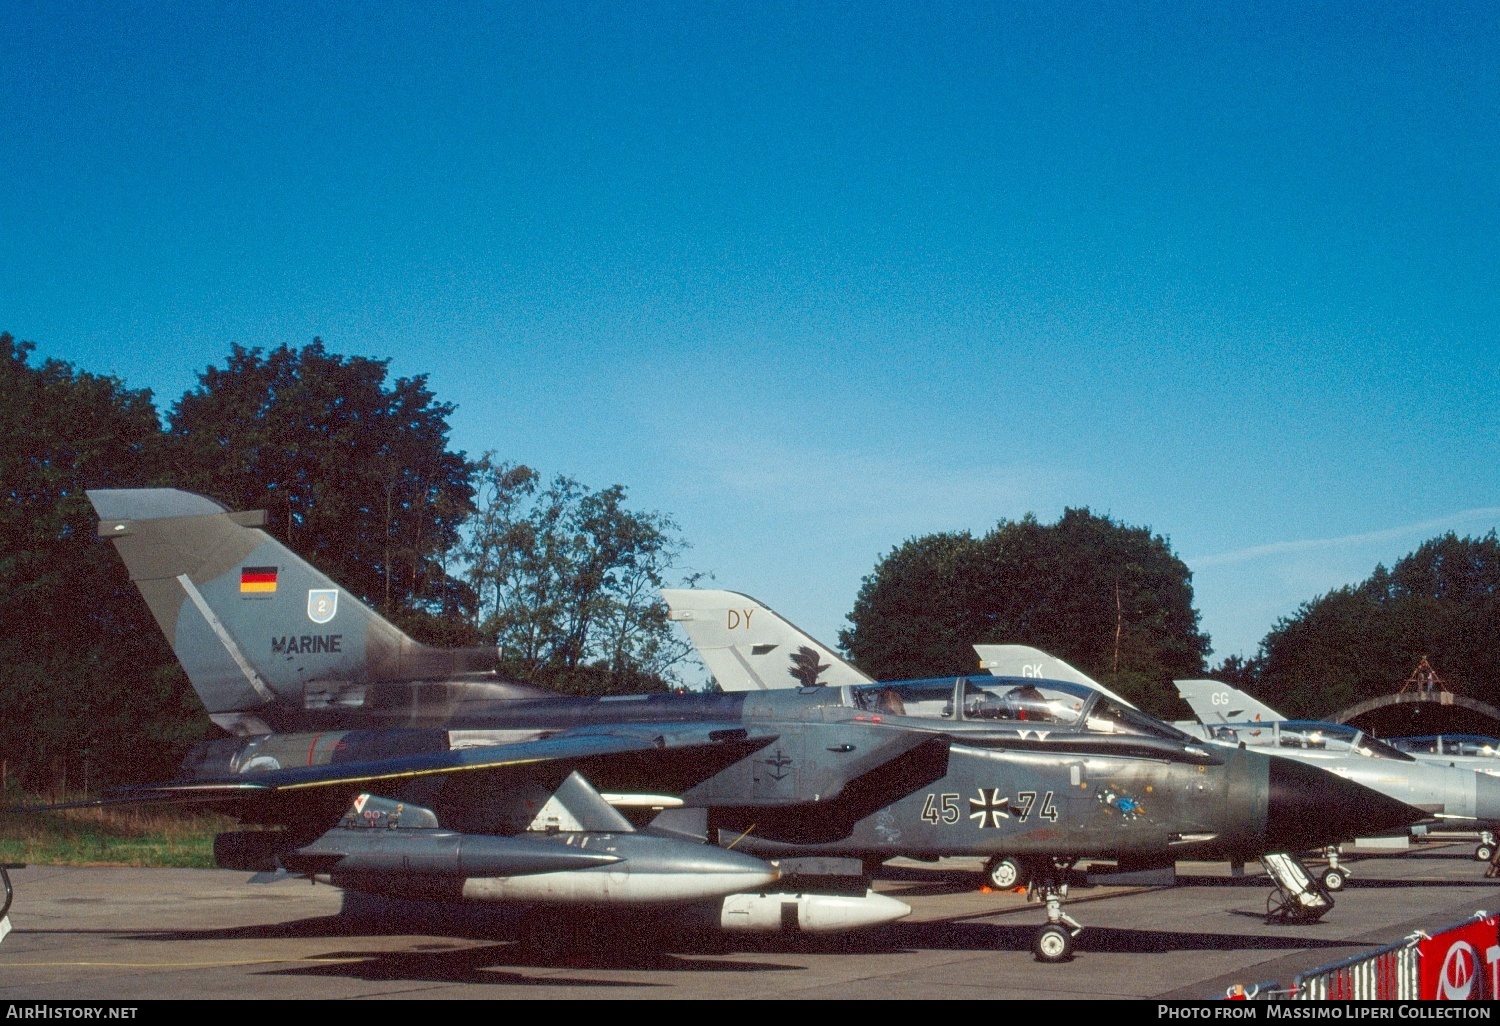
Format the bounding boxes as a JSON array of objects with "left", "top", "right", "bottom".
[
  {"left": 1174, "top": 679, "right": 1286, "bottom": 725},
  {"left": 660, "top": 589, "right": 873, "bottom": 691},
  {"left": 88, "top": 488, "right": 499, "bottom": 734}
]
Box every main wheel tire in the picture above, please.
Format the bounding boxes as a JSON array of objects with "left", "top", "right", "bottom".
[
  {"left": 1033, "top": 924, "right": 1074, "bottom": 963},
  {"left": 985, "top": 856, "right": 1026, "bottom": 890},
  {"left": 1476, "top": 844, "right": 1495, "bottom": 862},
  {"left": 518, "top": 911, "right": 575, "bottom": 963},
  {"left": 1320, "top": 868, "right": 1345, "bottom": 892}
]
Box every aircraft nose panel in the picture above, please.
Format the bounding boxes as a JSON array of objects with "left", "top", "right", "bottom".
[
  {"left": 1264, "top": 757, "right": 1426, "bottom": 851},
  {"left": 1474, "top": 772, "right": 1500, "bottom": 824}
]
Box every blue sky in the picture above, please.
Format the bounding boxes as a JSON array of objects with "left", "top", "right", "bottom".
[{"left": 3, "top": 3, "right": 1497, "bottom": 663}]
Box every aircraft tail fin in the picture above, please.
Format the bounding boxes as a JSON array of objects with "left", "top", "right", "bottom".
[
  {"left": 88, "top": 488, "right": 497, "bottom": 735},
  {"left": 1174, "top": 679, "right": 1285, "bottom": 725},
  {"left": 972, "top": 644, "right": 1138, "bottom": 709},
  {"left": 661, "top": 589, "right": 873, "bottom": 691}
]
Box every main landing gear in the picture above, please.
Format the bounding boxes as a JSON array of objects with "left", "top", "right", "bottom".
[
  {"left": 983, "top": 855, "right": 1028, "bottom": 891},
  {"left": 1026, "top": 858, "right": 1082, "bottom": 963}
]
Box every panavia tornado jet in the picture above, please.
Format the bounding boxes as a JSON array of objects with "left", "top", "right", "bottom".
[
  {"left": 1173, "top": 679, "right": 1500, "bottom": 867},
  {"left": 977, "top": 652, "right": 1500, "bottom": 885},
  {"left": 62, "top": 494, "right": 1425, "bottom": 964}
]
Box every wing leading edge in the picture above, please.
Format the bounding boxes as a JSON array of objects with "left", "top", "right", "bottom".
[{"left": 17, "top": 723, "right": 779, "bottom": 811}]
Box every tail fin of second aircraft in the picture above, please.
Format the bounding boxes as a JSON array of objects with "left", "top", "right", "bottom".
[
  {"left": 88, "top": 488, "right": 498, "bottom": 734},
  {"left": 1174, "top": 679, "right": 1286, "bottom": 725},
  {"left": 660, "top": 589, "right": 873, "bottom": 691}
]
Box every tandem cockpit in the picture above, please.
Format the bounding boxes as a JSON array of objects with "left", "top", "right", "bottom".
[
  {"left": 841, "top": 676, "right": 1194, "bottom": 743},
  {"left": 1200, "top": 720, "right": 1413, "bottom": 761},
  {"left": 1389, "top": 735, "right": 1500, "bottom": 759}
]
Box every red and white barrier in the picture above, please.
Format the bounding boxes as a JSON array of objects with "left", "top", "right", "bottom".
[
  {"left": 1416, "top": 912, "right": 1499, "bottom": 1001},
  {"left": 1228, "top": 911, "right": 1497, "bottom": 1001}
]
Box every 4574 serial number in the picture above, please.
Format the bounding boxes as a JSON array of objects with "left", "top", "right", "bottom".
[{"left": 920, "top": 789, "right": 1058, "bottom": 828}]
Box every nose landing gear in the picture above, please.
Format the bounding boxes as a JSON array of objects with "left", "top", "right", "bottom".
[
  {"left": 1475, "top": 831, "right": 1496, "bottom": 863},
  {"left": 1319, "top": 846, "right": 1349, "bottom": 891},
  {"left": 1026, "top": 858, "right": 1081, "bottom": 962}
]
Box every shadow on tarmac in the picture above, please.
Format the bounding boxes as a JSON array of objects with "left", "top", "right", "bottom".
[
  {"left": 1179, "top": 875, "right": 1498, "bottom": 889},
  {"left": 87, "top": 906, "right": 1368, "bottom": 985},
  {"left": 262, "top": 942, "right": 795, "bottom": 985}
]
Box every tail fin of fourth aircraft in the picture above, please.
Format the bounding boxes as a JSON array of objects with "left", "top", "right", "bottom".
[{"left": 1174, "top": 679, "right": 1287, "bottom": 725}]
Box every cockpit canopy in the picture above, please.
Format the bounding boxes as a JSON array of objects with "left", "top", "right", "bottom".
[
  {"left": 843, "top": 675, "right": 1193, "bottom": 742},
  {"left": 1389, "top": 735, "right": 1500, "bottom": 758},
  {"left": 1204, "top": 720, "right": 1412, "bottom": 761}
]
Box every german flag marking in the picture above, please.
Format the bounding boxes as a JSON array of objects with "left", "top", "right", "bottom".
[{"left": 240, "top": 566, "right": 278, "bottom": 594}]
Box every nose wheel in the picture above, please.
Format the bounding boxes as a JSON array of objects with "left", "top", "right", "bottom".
[
  {"left": 1476, "top": 832, "right": 1496, "bottom": 862},
  {"left": 1033, "top": 923, "right": 1074, "bottom": 962},
  {"left": 1026, "top": 858, "right": 1081, "bottom": 962},
  {"left": 1319, "top": 847, "right": 1349, "bottom": 891}
]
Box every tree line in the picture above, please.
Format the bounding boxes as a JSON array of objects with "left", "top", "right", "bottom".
[
  {"left": 1, "top": 334, "right": 695, "bottom": 790},
  {"left": 5, "top": 329, "right": 1495, "bottom": 788},
  {"left": 839, "top": 508, "right": 1211, "bottom": 717},
  {"left": 1215, "top": 533, "right": 1500, "bottom": 719}
]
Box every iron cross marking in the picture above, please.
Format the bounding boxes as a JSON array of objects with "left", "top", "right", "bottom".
[{"left": 968, "top": 788, "right": 1012, "bottom": 829}]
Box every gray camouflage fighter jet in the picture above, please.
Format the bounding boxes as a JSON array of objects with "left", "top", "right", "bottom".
[
  {"left": 1174, "top": 679, "right": 1500, "bottom": 868},
  {"left": 664, "top": 592, "right": 1448, "bottom": 901},
  {"left": 61, "top": 491, "right": 1425, "bottom": 963}
]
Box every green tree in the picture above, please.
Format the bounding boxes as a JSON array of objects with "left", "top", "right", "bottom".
[
  {"left": 461, "top": 456, "right": 694, "bottom": 693},
  {"left": 1208, "top": 653, "right": 1263, "bottom": 693},
  {"left": 165, "top": 341, "right": 478, "bottom": 642},
  {"left": 0, "top": 334, "right": 209, "bottom": 790},
  {"left": 841, "top": 508, "right": 1210, "bottom": 716},
  {"left": 837, "top": 531, "right": 978, "bottom": 679},
  {"left": 1254, "top": 532, "right": 1500, "bottom": 718}
]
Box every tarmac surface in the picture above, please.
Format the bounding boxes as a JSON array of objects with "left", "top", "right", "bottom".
[{"left": 2, "top": 838, "right": 1498, "bottom": 1000}]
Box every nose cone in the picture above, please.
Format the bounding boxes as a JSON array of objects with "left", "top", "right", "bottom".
[
  {"left": 1475, "top": 772, "right": 1500, "bottom": 823},
  {"left": 667, "top": 843, "right": 782, "bottom": 888},
  {"left": 1265, "top": 757, "right": 1427, "bottom": 851}
]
